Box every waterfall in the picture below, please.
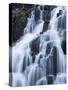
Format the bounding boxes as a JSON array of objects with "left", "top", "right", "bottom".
[{"left": 10, "top": 6, "right": 66, "bottom": 86}]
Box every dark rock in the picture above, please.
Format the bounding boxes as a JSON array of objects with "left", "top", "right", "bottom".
[
  {"left": 22, "top": 55, "right": 31, "bottom": 72},
  {"left": 43, "top": 6, "right": 56, "bottom": 21},
  {"left": 44, "top": 6, "right": 49, "bottom": 10},
  {"left": 46, "top": 46, "right": 57, "bottom": 76},
  {"left": 12, "top": 15, "right": 27, "bottom": 43},
  {"left": 46, "top": 42, "right": 52, "bottom": 56},
  {"left": 46, "top": 56, "right": 52, "bottom": 75},
  {"left": 10, "top": 4, "right": 33, "bottom": 46},
  {"left": 40, "top": 6, "right": 44, "bottom": 10},
  {"left": 57, "top": 10, "right": 62, "bottom": 17},
  {"left": 51, "top": 46, "right": 57, "bottom": 75},
  {"left": 34, "top": 8, "right": 40, "bottom": 21},
  {"left": 30, "top": 36, "right": 40, "bottom": 55},
  {"left": 37, "top": 54, "right": 43, "bottom": 65},
  {"left": 44, "top": 6, "right": 55, "bottom": 11},
  {"left": 42, "top": 21, "right": 49, "bottom": 33},
  {"left": 47, "top": 75, "right": 54, "bottom": 84},
  {"left": 30, "top": 36, "right": 40, "bottom": 63},
  {"left": 43, "top": 10, "right": 50, "bottom": 21},
  {"left": 61, "top": 40, "right": 66, "bottom": 54}
]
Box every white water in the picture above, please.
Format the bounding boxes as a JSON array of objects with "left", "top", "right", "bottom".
[{"left": 10, "top": 6, "right": 66, "bottom": 86}]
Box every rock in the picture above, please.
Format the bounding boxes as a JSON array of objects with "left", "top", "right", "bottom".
[
  {"left": 51, "top": 46, "right": 57, "bottom": 75},
  {"left": 30, "top": 36, "right": 40, "bottom": 63},
  {"left": 30, "top": 36, "right": 40, "bottom": 55},
  {"left": 22, "top": 56, "right": 29, "bottom": 72},
  {"left": 12, "top": 15, "right": 27, "bottom": 43},
  {"left": 44, "top": 6, "right": 49, "bottom": 10},
  {"left": 34, "top": 8, "right": 40, "bottom": 22},
  {"left": 43, "top": 10, "right": 50, "bottom": 21},
  {"left": 46, "top": 46, "right": 57, "bottom": 76},
  {"left": 61, "top": 40, "right": 66, "bottom": 54},
  {"left": 40, "top": 6, "right": 44, "bottom": 10},
  {"left": 9, "top": 4, "right": 33, "bottom": 46},
  {"left": 46, "top": 42, "right": 52, "bottom": 56},
  {"left": 42, "top": 21, "right": 49, "bottom": 33},
  {"left": 57, "top": 10, "right": 62, "bottom": 17},
  {"left": 47, "top": 75, "right": 54, "bottom": 84},
  {"left": 43, "top": 6, "right": 56, "bottom": 21}
]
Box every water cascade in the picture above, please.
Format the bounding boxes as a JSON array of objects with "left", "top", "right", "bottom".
[{"left": 10, "top": 6, "right": 66, "bottom": 86}]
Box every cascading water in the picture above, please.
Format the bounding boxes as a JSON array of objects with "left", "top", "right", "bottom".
[{"left": 10, "top": 6, "right": 66, "bottom": 86}]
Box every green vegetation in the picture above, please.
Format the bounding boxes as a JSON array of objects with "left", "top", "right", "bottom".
[{"left": 16, "top": 11, "right": 26, "bottom": 17}]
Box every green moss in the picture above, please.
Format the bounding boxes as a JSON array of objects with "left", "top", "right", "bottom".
[{"left": 16, "top": 11, "right": 26, "bottom": 17}]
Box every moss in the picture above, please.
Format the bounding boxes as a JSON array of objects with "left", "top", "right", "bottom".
[{"left": 16, "top": 11, "right": 26, "bottom": 17}]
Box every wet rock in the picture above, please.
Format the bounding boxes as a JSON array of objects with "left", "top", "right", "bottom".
[
  {"left": 46, "top": 42, "right": 52, "bottom": 56},
  {"left": 51, "top": 46, "right": 57, "bottom": 75},
  {"left": 57, "top": 10, "right": 62, "bottom": 17},
  {"left": 44, "top": 6, "right": 49, "bottom": 10},
  {"left": 42, "top": 21, "right": 49, "bottom": 33},
  {"left": 46, "top": 46, "right": 57, "bottom": 76},
  {"left": 47, "top": 75, "right": 54, "bottom": 84},
  {"left": 43, "top": 6, "right": 56, "bottom": 21},
  {"left": 10, "top": 4, "right": 33, "bottom": 46},
  {"left": 34, "top": 8, "right": 40, "bottom": 21},
  {"left": 40, "top": 6, "right": 44, "bottom": 10},
  {"left": 61, "top": 40, "right": 66, "bottom": 54},
  {"left": 30, "top": 36, "right": 40, "bottom": 55},
  {"left": 46, "top": 56, "right": 53, "bottom": 75},
  {"left": 22, "top": 55, "right": 32, "bottom": 72},
  {"left": 43, "top": 10, "right": 50, "bottom": 21},
  {"left": 12, "top": 15, "right": 27, "bottom": 43},
  {"left": 44, "top": 6, "right": 55, "bottom": 11}
]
